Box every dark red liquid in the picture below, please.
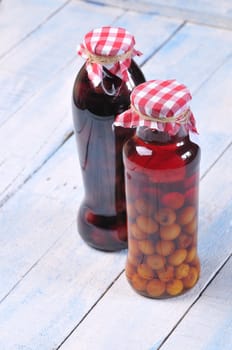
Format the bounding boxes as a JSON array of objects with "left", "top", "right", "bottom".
[
  {"left": 72, "top": 60, "right": 145, "bottom": 251},
  {"left": 123, "top": 127, "right": 201, "bottom": 297}
]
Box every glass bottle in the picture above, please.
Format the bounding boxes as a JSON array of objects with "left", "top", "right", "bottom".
[
  {"left": 72, "top": 27, "right": 145, "bottom": 251},
  {"left": 115, "top": 80, "right": 201, "bottom": 298}
]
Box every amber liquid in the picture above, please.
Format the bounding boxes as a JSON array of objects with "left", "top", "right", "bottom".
[
  {"left": 123, "top": 127, "right": 201, "bottom": 297},
  {"left": 72, "top": 61, "right": 145, "bottom": 251}
]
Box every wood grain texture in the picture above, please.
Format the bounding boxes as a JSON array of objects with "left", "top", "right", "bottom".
[
  {"left": 0, "top": 137, "right": 81, "bottom": 303},
  {"left": 0, "top": 0, "right": 123, "bottom": 126},
  {"left": 0, "top": 61, "right": 78, "bottom": 206},
  {"left": 0, "top": 11, "right": 182, "bottom": 205},
  {"left": 109, "top": 10, "right": 183, "bottom": 67},
  {"left": 0, "top": 224, "right": 127, "bottom": 350},
  {"left": 160, "top": 256, "right": 232, "bottom": 350},
  {"left": 191, "top": 55, "right": 232, "bottom": 175},
  {"left": 0, "top": 2, "right": 232, "bottom": 350},
  {"left": 58, "top": 144, "right": 232, "bottom": 350},
  {"left": 142, "top": 22, "right": 232, "bottom": 94},
  {"left": 0, "top": 0, "right": 69, "bottom": 58},
  {"left": 0, "top": 136, "right": 128, "bottom": 350},
  {"left": 93, "top": 0, "right": 232, "bottom": 29}
]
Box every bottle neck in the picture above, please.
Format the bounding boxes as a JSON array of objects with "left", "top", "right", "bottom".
[{"left": 136, "top": 125, "right": 189, "bottom": 145}]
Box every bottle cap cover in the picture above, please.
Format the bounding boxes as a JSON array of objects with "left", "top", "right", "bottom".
[
  {"left": 114, "top": 80, "right": 198, "bottom": 135},
  {"left": 77, "top": 26, "right": 142, "bottom": 86}
]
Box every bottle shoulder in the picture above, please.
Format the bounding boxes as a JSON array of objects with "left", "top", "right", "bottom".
[
  {"left": 72, "top": 60, "right": 145, "bottom": 116},
  {"left": 123, "top": 134, "right": 200, "bottom": 169}
]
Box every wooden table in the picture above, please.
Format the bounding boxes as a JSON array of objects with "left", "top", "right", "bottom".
[{"left": 0, "top": 1, "right": 232, "bottom": 349}]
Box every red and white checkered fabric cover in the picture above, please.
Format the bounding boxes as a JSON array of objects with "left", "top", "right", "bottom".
[
  {"left": 115, "top": 80, "right": 198, "bottom": 135},
  {"left": 77, "top": 26, "right": 142, "bottom": 86}
]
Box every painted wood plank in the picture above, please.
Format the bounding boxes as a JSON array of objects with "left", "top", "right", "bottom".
[
  {"left": 160, "top": 257, "right": 232, "bottom": 350},
  {"left": 0, "top": 5, "right": 231, "bottom": 349},
  {"left": 0, "top": 12, "right": 183, "bottom": 205},
  {"left": 0, "top": 6, "right": 183, "bottom": 302},
  {"left": 0, "top": 224, "right": 127, "bottom": 350},
  {"left": 190, "top": 55, "right": 232, "bottom": 175},
  {"left": 1, "top": 133, "right": 231, "bottom": 350},
  {"left": 0, "top": 137, "right": 81, "bottom": 303},
  {"left": 0, "top": 61, "right": 78, "bottom": 206},
  {"left": 0, "top": 135, "right": 127, "bottom": 350},
  {"left": 0, "top": 5, "right": 231, "bottom": 296},
  {"left": 142, "top": 22, "right": 232, "bottom": 94},
  {"left": 0, "top": 0, "right": 123, "bottom": 126},
  {"left": 1, "top": 18, "right": 232, "bottom": 206},
  {"left": 0, "top": 0, "right": 69, "bottom": 59},
  {"left": 95, "top": 0, "right": 232, "bottom": 29},
  {"left": 0, "top": 100, "right": 231, "bottom": 349},
  {"left": 110, "top": 10, "right": 183, "bottom": 67},
  {"left": 56, "top": 144, "right": 232, "bottom": 350}
]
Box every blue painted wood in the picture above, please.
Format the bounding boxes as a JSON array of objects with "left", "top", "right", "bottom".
[
  {"left": 111, "top": 10, "right": 183, "bottom": 66},
  {"left": 0, "top": 10, "right": 182, "bottom": 205},
  {"left": 160, "top": 256, "right": 232, "bottom": 350},
  {"left": 0, "top": 0, "right": 123, "bottom": 126},
  {"left": 93, "top": 0, "right": 232, "bottom": 29},
  {"left": 55, "top": 145, "right": 232, "bottom": 350},
  {"left": 0, "top": 224, "right": 127, "bottom": 350},
  {"left": 0, "top": 135, "right": 128, "bottom": 350},
  {"left": 191, "top": 56, "right": 232, "bottom": 176},
  {"left": 143, "top": 22, "right": 232, "bottom": 94},
  {"left": 0, "top": 137, "right": 81, "bottom": 302},
  {"left": 1, "top": 135, "right": 231, "bottom": 350},
  {"left": 0, "top": 1, "right": 232, "bottom": 350},
  {"left": 0, "top": 61, "right": 78, "bottom": 205},
  {"left": 0, "top": 0, "right": 69, "bottom": 58}
]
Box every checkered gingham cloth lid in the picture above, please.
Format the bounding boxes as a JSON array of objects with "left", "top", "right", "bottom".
[
  {"left": 77, "top": 26, "right": 142, "bottom": 87},
  {"left": 114, "top": 80, "right": 198, "bottom": 136}
]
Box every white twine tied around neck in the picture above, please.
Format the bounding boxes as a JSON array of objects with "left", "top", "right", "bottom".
[
  {"left": 131, "top": 104, "right": 192, "bottom": 125},
  {"left": 85, "top": 47, "right": 134, "bottom": 65}
]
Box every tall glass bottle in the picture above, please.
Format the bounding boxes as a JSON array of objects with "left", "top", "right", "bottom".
[
  {"left": 72, "top": 27, "right": 145, "bottom": 251},
  {"left": 115, "top": 80, "right": 201, "bottom": 298}
]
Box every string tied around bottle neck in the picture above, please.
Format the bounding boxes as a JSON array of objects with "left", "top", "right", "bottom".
[
  {"left": 130, "top": 104, "right": 191, "bottom": 124},
  {"left": 77, "top": 26, "right": 142, "bottom": 87},
  {"left": 114, "top": 80, "right": 198, "bottom": 136},
  {"left": 86, "top": 47, "right": 134, "bottom": 65}
]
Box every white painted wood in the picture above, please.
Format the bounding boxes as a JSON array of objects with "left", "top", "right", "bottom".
[
  {"left": 0, "top": 11, "right": 183, "bottom": 205},
  {"left": 0, "top": 2, "right": 231, "bottom": 350},
  {"left": 1, "top": 132, "right": 231, "bottom": 350},
  {"left": 0, "top": 225, "right": 127, "bottom": 350},
  {"left": 143, "top": 22, "right": 232, "bottom": 94},
  {"left": 0, "top": 12, "right": 230, "bottom": 208},
  {"left": 0, "top": 0, "right": 123, "bottom": 125},
  {"left": 0, "top": 137, "right": 81, "bottom": 302},
  {"left": 0, "top": 135, "right": 128, "bottom": 350},
  {"left": 191, "top": 56, "right": 232, "bottom": 175},
  {"left": 160, "top": 257, "right": 232, "bottom": 350},
  {"left": 57, "top": 145, "right": 232, "bottom": 350},
  {"left": 0, "top": 60, "right": 78, "bottom": 206},
  {"left": 95, "top": 0, "right": 232, "bottom": 29},
  {"left": 111, "top": 10, "right": 183, "bottom": 67},
  {"left": 0, "top": 0, "right": 69, "bottom": 58}
]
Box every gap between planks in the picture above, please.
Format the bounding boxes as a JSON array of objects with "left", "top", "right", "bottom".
[
  {"left": 2, "top": 2, "right": 232, "bottom": 209},
  {"left": 200, "top": 140, "right": 232, "bottom": 182},
  {"left": 56, "top": 142, "right": 232, "bottom": 349},
  {"left": 86, "top": 0, "right": 232, "bottom": 31},
  {"left": 56, "top": 269, "right": 125, "bottom": 350},
  {"left": 157, "top": 251, "right": 232, "bottom": 349},
  {"left": 0, "top": 221, "right": 74, "bottom": 305},
  {"left": 0, "top": 0, "right": 72, "bottom": 61},
  {"left": 0, "top": 21, "right": 185, "bottom": 207}
]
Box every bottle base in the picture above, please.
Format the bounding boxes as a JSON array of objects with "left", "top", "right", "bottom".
[
  {"left": 77, "top": 206, "right": 128, "bottom": 252},
  {"left": 125, "top": 260, "right": 200, "bottom": 299}
]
